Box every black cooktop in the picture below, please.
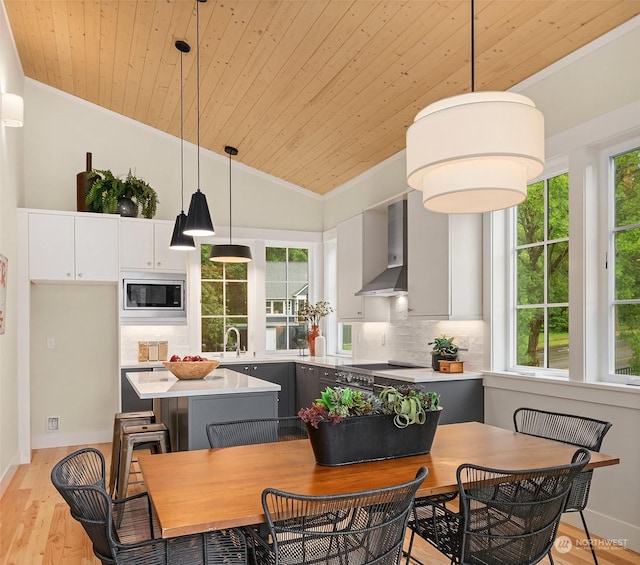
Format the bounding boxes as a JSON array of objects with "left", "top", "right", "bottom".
[{"left": 343, "top": 362, "right": 427, "bottom": 372}]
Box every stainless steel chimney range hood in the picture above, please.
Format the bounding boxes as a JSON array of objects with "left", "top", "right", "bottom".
[{"left": 355, "top": 200, "right": 408, "bottom": 297}]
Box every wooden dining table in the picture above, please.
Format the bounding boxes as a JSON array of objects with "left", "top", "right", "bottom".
[{"left": 137, "top": 421, "right": 619, "bottom": 539}]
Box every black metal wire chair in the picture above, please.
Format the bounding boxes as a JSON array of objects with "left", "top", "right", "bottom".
[
  {"left": 514, "top": 407, "right": 612, "bottom": 565},
  {"left": 405, "top": 449, "right": 591, "bottom": 565},
  {"left": 246, "top": 466, "right": 428, "bottom": 565},
  {"left": 206, "top": 417, "right": 308, "bottom": 448},
  {"left": 51, "top": 447, "right": 248, "bottom": 565},
  {"left": 51, "top": 447, "right": 158, "bottom": 564}
]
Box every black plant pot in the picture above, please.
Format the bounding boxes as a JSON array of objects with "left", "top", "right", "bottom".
[
  {"left": 305, "top": 409, "right": 442, "bottom": 466},
  {"left": 432, "top": 353, "right": 458, "bottom": 371},
  {"left": 117, "top": 196, "right": 138, "bottom": 217}
]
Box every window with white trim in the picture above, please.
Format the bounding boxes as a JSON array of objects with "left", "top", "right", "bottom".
[
  {"left": 200, "top": 244, "right": 248, "bottom": 353},
  {"left": 265, "top": 246, "right": 309, "bottom": 352},
  {"left": 610, "top": 146, "right": 640, "bottom": 376},
  {"left": 514, "top": 172, "right": 569, "bottom": 370}
]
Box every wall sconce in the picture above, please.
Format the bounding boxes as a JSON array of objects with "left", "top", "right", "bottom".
[{"left": 1, "top": 93, "right": 24, "bottom": 127}]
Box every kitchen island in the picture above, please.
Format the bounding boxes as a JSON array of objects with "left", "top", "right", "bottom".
[{"left": 126, "top": 369, "right": 280, "bottom": 451}]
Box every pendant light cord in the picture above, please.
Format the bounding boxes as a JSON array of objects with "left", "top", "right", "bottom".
[
  {"left": 228, "top": 152, "right": 233, "bottom": 244},
  {"left": 196, "top": 0, "right": 201, "bottom": 191},
  {"left": 471, "top": 0, "right": 475, "bottom": 93},
  {"left": 180, "top": 50, "right": 185, "bottom": 212}
]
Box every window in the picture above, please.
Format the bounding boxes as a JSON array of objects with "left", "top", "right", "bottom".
[
  {"left": 339, "top": 323, "right": 352, "bottom": 353},
  {"left": 514, "top": 173, "right": 569, "bottom": 369},
  {"left": 200, "top": 244, "right": 248, "bottom": 353},
  {"left": 265, "top": 247, "right": 309, "bottom": 352},
  {"left": 611, "top": 146, "right": 640, "bottom": 376}
]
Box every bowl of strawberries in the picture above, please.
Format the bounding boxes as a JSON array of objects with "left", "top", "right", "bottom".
[{"left": 163, "top": 355, "right": 221, "bottom": 380}]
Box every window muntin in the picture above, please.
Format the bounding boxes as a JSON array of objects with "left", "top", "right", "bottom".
[
  {"left": 514, "top": 173, "right": 569, "bottom": 370},
  {"left": 201, "top": 244, "right": 248, "bottom": 353},
  {"left": 611, "top": 147, "right": 640, "bottom": 376},
  {"left": 265, "top": 247, "right": 309, "bottom": 352}
]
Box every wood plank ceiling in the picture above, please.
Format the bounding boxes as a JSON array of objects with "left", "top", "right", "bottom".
[{"left": 6, "top": 0, "right": 640, "bottom": 195}]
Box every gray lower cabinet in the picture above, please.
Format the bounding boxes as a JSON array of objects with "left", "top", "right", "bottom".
[
  {"left": 220, "top": 362, "right": 296, "bottom": 417},
  {"left": 160, "top": 391, "right": 279, "bottom": 451},
  {"left": 295, "top": 363, "right": 322, "bottom": 412},
  {"left": 120, "top": 368, "right": 153, "bottom": 412},
  {"left": 377, "top": 377, "right": 484, "bottom": 425}
]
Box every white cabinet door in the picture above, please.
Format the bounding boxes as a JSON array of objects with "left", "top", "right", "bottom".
[
  {"left": 154, "top": 222, "right": 187, "bottom": 271},
  {"left": 407, "top": 190, "right": 482, "bottom": 319},
  {"left": 120, "top": 219, "right": 186, "bottom": 272},
  {"left": 28, "top": 214, "right": 75, "bottom": 280},
  {"left": 337, "top": 215, "right": 365, "bottom": 320},
  {"left": 120, "top": 220, "right": 154, "bottom": 270},
  {"left": 75, "top": 215, "right": 118, "bottom": 281},
  {"left": 28, "top": 213, "right": 118, "bottom": 282},
  {"left": 336, "top": 214, "right": 389, "bottom": 322}
]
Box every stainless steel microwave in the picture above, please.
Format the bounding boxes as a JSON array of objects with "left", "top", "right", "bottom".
[{"left": 121, "top": 272, "right": 187, "bottom": 324}]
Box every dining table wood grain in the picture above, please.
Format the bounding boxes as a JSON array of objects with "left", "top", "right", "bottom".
[{"left": 137, "top": 421, "right": 619, "bottom": 538}]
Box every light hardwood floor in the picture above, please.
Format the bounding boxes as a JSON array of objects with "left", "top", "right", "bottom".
[{"left": 1, "top": 443, "right": 638, "bottom": 565}]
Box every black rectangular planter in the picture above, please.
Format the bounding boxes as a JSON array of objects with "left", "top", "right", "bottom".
[{"left": 305, "top": 408, "right": 442, "bottom": 466}]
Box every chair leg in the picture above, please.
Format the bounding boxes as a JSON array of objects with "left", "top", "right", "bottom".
[
  {"left": 579, "top": 510, "right": 599, "bottom": 565},
  {"left": 548, "top": 549, "right": 554, "bottom": 564},
  {"left": 404, "top": 529, "right": 418, "bottom": 565}
]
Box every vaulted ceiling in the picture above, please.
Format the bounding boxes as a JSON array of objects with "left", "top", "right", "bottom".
[{"left": 6, "top": 1, "right": 640, "bottom": 195}]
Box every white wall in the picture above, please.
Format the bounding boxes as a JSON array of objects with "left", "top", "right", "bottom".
[
  {"left": 483, "top": 375, "right": 639, "bottom": 552},
  {"left": 22, "top": 80, "right": 324, "bottom": 231},
  {"left": 0, "top": 0, "right": 23, "bottom": 496},
  {"left": 30, "top": 284, "right": 118, "bottom": 448}
]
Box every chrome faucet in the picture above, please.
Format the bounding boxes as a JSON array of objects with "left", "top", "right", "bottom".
[{"left": 224, "top": 326, "right": 241, "bottom": 357}]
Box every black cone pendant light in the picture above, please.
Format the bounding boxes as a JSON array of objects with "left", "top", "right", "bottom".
[
  {"left": 183, "top": 0, "right": 215, "bottom": 237},
  {"left": 209, "top": 146, "right": 252, "bottom": 263},
  {"left": 170, "top": 40, "right": 196, "bottom": 251}
]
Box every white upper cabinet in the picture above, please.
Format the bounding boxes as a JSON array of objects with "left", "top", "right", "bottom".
[
  {"left": 407, "top": 190, "right": 482, "bottom": 319},
  {"left": 336, "top": 213, "right": 389, "bottom": 322},
  {"left": 28, "top": 212, "right": 118, "bottom": 282},
  {"left": 120, "top": 219, "right": 186, "bottom": 272}
]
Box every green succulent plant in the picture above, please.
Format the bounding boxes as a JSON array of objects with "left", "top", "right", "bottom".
[
  {"left": 298, "top": 385, "right": 440, "bottom": 429},
  {"left": 429, "top": 334, "right": 459, "bottom": 356}
]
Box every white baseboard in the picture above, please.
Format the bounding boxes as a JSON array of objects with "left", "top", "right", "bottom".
[
  {"left": 31, "top": 430, "right": 112, "bottom": 449},
  {"left": 562, "top": 508, "right": 640, "bottom": 553},
  {"left": 0, "top": 452, "right": 20, "bottom": 499}
]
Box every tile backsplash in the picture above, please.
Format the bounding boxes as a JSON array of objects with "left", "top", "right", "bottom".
[
  {"left": 120, "top": 325, "right": 190, "bottom": 364},
  {"left": 351, "top": 297, "right": 484, "bottom": 372}
]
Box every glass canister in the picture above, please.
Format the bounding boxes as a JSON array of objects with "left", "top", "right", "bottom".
[
  {"left": 158, "top": 341, "right": 168, "bottom": 361},
  {"left": 138, "top": 341, "right": 149, "bottom": 362},
  {"left": 148, "top": 341, "right": 159, "bottom": 362}
]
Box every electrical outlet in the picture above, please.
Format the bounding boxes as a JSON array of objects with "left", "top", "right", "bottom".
[
  {"left": 381, "top": 334, "right": 386, "bottom": 346},
  {"left": 47, "top": 417, "right": 59, "bottom": 432},
  {"left": 47, "top": 337, "right": 55, "bottom": 349},
  {"left": 457, "top": 335, "right": 469, "bottom": 350}
]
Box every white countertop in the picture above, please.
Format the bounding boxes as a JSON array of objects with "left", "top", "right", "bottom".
[
  {"left": 121, "top": 356, "right": 483, "bottom": 384},
  {"left": 125, "top": 368, "right": 281, "bottom": 399}
]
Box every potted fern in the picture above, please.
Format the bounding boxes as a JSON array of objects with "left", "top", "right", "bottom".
[
  {"left": 298, "top": 385, "right": 442, "bottom": 466},
  {"left": 86, "top": 169, "right": 158, "bottom": 219}
]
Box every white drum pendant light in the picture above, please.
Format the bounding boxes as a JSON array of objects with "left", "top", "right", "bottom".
[{"left": 406, "top": 0, "right": 544, "bottom": 214}]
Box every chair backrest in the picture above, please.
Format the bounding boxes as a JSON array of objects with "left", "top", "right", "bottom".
[
  {"left": 262, "top": 466, "right": 428, "bottom": 565},
  {"left": 206, "top": 417, "right": 308, "bottom": 448},
  {"left": 50, "top": 448, "right": 114, "bottom": 564},
  {"left": 513, "top": 407, "right": 612, "bottom": 512},
  {"left": 457, "top": 448, "right": 591, "bottom": 565}
]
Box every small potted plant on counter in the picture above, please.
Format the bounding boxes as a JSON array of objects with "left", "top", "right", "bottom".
[
  {"left": 429, "top": 334, "right": 459, "bottom": 371},
  {"left": 298, "top": 385, "right": 442, "bottom": 466}
]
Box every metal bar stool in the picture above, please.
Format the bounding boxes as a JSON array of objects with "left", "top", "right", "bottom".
[
  {"left": 116, "top": 423, "right": 170, "bottom": 500},
  {"left": 108, "top": 411, "right": 155, "bottom": 497}
]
